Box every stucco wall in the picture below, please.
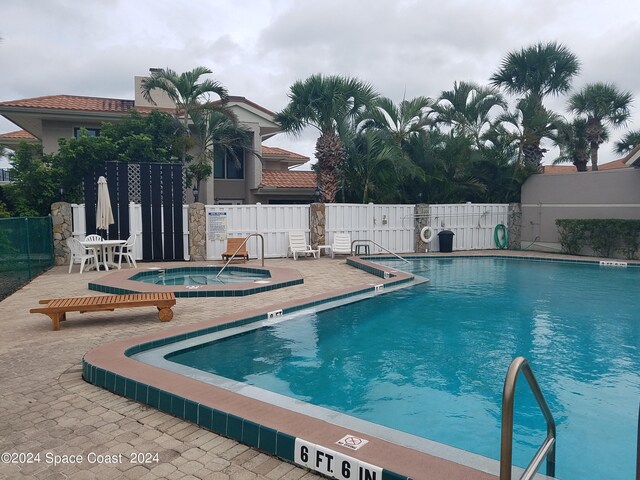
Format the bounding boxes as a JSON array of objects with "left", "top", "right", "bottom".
[
  {"left": 521, "top": 168, "right": 640, "bottom": 249},
  {"left": 41, "top": 119, "right": 103, "bottom": 153}
]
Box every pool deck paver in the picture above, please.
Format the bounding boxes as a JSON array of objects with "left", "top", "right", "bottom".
[
  {"left": 0, "top": 256, "right": 379, "bottom": 480},
  {"left": 0, "top": 251, "right": 621, "bottom": 480}
]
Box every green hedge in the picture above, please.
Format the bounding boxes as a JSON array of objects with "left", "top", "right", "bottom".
[{"left": 556, "top": 219, "right": 640, "bottom": 259}]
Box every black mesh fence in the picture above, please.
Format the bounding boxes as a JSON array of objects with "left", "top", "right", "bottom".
[{"left": 0, "top": 217, "right": 54, "bottom": 301}]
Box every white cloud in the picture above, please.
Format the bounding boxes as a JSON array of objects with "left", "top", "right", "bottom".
[{"left": 1, "top": 0, "right": 638, "bottom": 166}]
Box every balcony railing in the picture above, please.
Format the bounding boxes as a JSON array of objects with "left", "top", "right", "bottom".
[{"left": 0, "top": 169, "right": 13, "bottom": 182}]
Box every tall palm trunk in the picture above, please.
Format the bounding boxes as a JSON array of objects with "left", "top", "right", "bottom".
[
  {"left": 586, "top": 120, "right": 602, "bottom": 171},
  {"left": 574, "top": 150, "right": 589, "bottom": 172},
  {"left": 522, "top": 136, "right": 546, "bottom": 170},
  {"left": 315, "top": 132, "right": 345, "bottom": 203},
  {"left": 588, "top": 143, "right": 600, "bottom": 171}
]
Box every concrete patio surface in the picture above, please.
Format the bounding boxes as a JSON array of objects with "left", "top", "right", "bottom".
[{"left": 1, "top": 256, "right": 379, "bottom": 480}]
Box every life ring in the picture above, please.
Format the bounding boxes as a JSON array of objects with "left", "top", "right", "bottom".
[
  {"left": 420, "top": 226, "right": 434, "bottom": 243},
  {"left": 494, "top": 224, "right": 508, "bottom": 249}
]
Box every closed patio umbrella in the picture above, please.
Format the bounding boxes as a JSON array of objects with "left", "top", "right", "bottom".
[{"left": 95, "top": 176, "right": 114, "bottom": 232}]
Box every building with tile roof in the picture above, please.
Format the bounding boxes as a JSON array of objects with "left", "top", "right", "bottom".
[
  {"left": 0, "top": 73, "right": 316, "bottom": 204},
  {"left": 542, "top": 157, "right": 633, "bottom": 174}
]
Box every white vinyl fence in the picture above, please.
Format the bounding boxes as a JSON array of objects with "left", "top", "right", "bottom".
[
  {"left": 325, "top": 203, "right": 416, "bottom": 254},
  {"left": 205, "top": 204, "right": 310, "bottom": 260},
  {"left": 72, "top": 202, "right": 509, "bottom": 262},
  {"left": 425, "top": 203, "right": 508, "bottom": 251},
  {"left": 71, "top": 203, "right": 190, "bottom": 261}
]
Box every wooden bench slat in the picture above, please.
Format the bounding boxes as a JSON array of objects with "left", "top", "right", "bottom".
[{"left": 30, "top": 293, "right": 176, "bottom": 331}]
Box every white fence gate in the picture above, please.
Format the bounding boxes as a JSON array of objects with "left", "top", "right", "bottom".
[
  {"left": 325, "top": 203, "right": 416, "bottom": 254},
  {"left": 205, "top": 204, "right": 310, "bottom": 260},
  {"left": 71, "top": 203, "right": 190, "bottom": 261},
  {"left": 426, "top": 203, "right": 508, "bottom": 251}
]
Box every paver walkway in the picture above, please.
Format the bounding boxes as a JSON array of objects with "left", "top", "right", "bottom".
[{"left": 0, "top": 257, "right": 376, "bottom": 480}]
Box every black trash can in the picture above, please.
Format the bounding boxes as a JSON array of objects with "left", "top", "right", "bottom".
[{"left": 438, "top": 230, "right": 455, "bottom": 253}]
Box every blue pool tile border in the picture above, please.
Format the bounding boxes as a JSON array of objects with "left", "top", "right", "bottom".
[{"left": 82, "top": 356, "right": 411, "bottom": 479}]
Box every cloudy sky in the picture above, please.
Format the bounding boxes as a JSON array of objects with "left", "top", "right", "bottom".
[{"left": 1, "top": 0, "right": 639, "bottom": 169}]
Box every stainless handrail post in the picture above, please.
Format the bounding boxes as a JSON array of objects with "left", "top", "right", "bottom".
[
  {"left": 636, "top": 402, "right": 639, "bottom": 480},
  {"left": 216, "top": 233, "right": 265, "bottom": 279},
  {"left": 500, "top": 356, "right": 556, "bottom": 480},
  {"left": 350, "top": 239, "right": 409, "bottom": 263}
]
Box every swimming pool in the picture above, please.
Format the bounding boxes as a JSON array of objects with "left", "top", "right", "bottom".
[{"left": 139, "top": 257, "right": 638, "bottom": 480}]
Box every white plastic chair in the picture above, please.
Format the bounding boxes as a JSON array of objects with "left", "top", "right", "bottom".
[
  {"left": 114, "top": 235, "right": 137, "bottom": 268},
  {"left": 287, "top": 232, "right": 318, "bottom": 260},
  {"left": 67, "top": 237, "right": 98, "bottom": 274},
  {"left": 331, "top": 233, "right": 352, "bottom": 258},
  {"left": 84, "top": 234, "right": 103, "bottom": 242}
]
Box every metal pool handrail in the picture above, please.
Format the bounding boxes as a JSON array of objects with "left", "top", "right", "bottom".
[
  {"left": 500, "top": 356, "right": 556, "bottom": 480},
  {"left": 636, "top": 402, "right": 639, "bottom": 480},
  {"left": 216, "top": 233, "right": 265, "bottom": 280},
  {"left": 350, "top": 239, "right": 409, "bottom": 263}
]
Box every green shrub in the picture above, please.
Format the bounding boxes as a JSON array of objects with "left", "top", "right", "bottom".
[
  {"left": 556, "top": 219, "right": 586, "bottom": 255},
  {"left": 556, "top": 219, "right": 640, "bottom": 259}
]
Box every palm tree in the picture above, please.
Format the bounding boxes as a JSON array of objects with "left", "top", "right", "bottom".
[
  {"left": 358, "top": 95, "right": 432, "bottom": 201},
  {"left": 614, "top": 129, "right": 640, "bottom": 155},
  {"left": 551, "top": 118, "right": 591, "bottom": 171},
  {"left": 140, "top": 66, "right": 229, "bottom": 162},
  {"left": 568, "top": 82, "right": 633, "bottom": 170},
  {"left": 274, "top": 74, "right": 378, "bottom": 203},
  {"left": 433, "top": 81, "right": 507, "bottom": 149},
  {"left": 490, "top": 42, "right": 580, "bottom": 167},
  {"left": 341, "top": 129, "right": 396, "bottom": 203},
  {"left": 497, "top": 95, "right": 561, "bottom": 169},
  {"left": 189, "top": 109, "right": 253, "bottom": 192},
  {"left": 360, "top": 96, "right": 433, "bottom": 146}
]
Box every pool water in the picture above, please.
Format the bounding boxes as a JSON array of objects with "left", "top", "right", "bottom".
[
  {"left": 166, "top": 258, "right": 639, "bottom": 479},
  {"left": 133, "top": 268, "right": 269, "bottom": 285}
]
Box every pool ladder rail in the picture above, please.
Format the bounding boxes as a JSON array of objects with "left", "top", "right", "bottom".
[
  {"left": 350, "top": 239, "right": 409, "bottom": 263},
  {"left": 500, "top": 357, "right": 556, "bottom": 480},
  {"left": 216, "top": 233, "right": 265, "bottom": 280}
]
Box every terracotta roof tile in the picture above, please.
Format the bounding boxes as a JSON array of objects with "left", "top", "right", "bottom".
[
  {"left": 0, "top": 95, "right": 135, "bottom": 113},
  {"left": 260, "top": 170, "right": 316, "bottom": 189},
  {"left": 262, "top": 146, "right": 309, "bottom": 161},
  {"left": 0, "top": 130, "right": 37, "bottom": 140},
  {"left": 542, "top": 165, "right": 580, "bottom": 174},
  {"left": 542, "top": 159, "right": 629, "bottom": 174},
  {"left": 598, "top": 159, "right": 628, "bottom": 170}
]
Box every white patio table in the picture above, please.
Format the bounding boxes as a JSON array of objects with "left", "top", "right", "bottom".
[{"left": 80, "top": 239, "right": 127, "bottom": 271}]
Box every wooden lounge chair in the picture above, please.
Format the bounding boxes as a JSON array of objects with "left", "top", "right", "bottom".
[
  {"left": 222, "top": 237, "right": 249, "bottom": 263},
  {"left": 30, "top": 293, "right": 176, "bottom": 331}
]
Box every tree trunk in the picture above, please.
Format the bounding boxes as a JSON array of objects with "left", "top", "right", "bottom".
[
  {"left": 522, "top": 141, "right": 545, "bottom": 170},
  {"left": 590, "top": 141, "right": 599, "bottom": 171},
  {"left": 586, "top": 119, "right": 602, "bottom": 171},
  {"left": 573, "top": 150, "right": 588, "bottom": 172},
  {"left": 315, "top": 132, "right": 345, "bottom": 203}
]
